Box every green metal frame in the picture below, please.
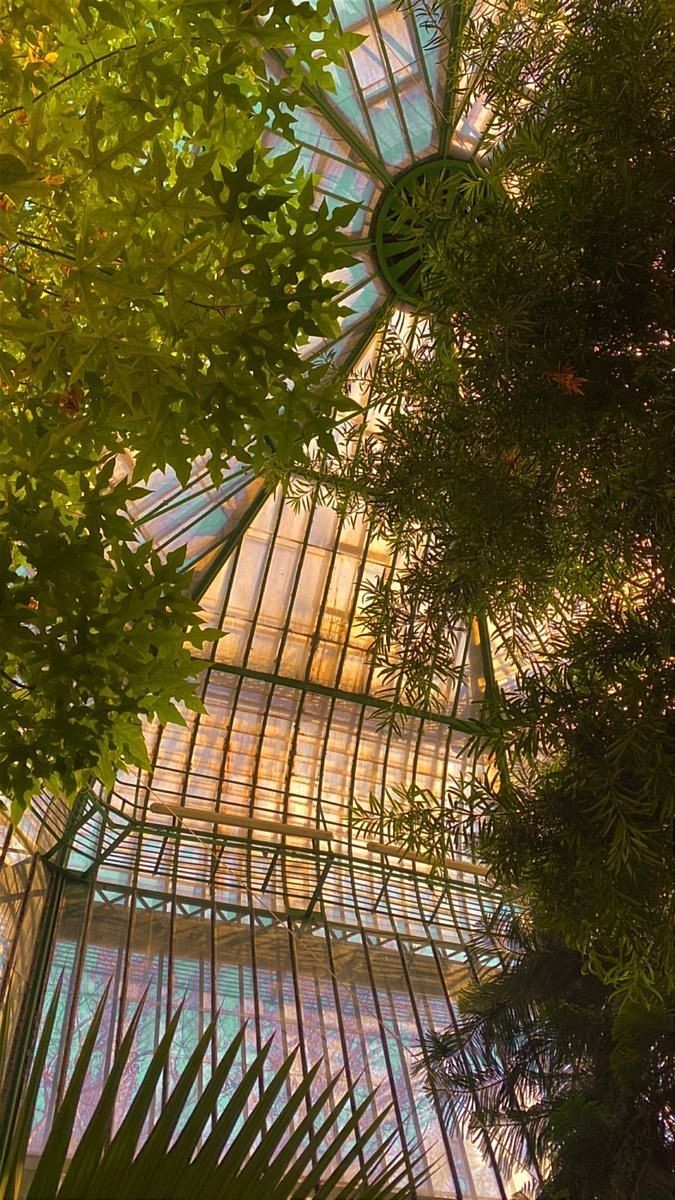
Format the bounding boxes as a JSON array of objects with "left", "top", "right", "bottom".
[
  {"left": 30, "top": 786, "right": 490, "bottom": 962},
  {"left": 189, "top": 480, "right": 271, "bottom": 601},
  {"left": 194, "top": 657, "right": 484, "bottom": 736},
  {"left": 0, "top": 863, "right": 65, "bottom": 1173},
  {"left": 372, "top": 156, "right": 480, "bottom": 304}
]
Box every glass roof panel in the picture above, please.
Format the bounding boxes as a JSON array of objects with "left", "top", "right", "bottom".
[
  {"left": 126, "top": 457, "right": 267, "bottom": 598},
  {"left": 318, "top": 55, "right": 382, "bottom": 161},
  {"left": 12, "top": 11, "right": 537, "bottom": 1194},
  {"left": 104, "top": 305, "right": 488, "bottom": 923},
  {"left": 265, "top": 3, "right": 489, "bottom": 361},
  {"left": 87, "top": 0, "right": 501, "bottom": 987}
]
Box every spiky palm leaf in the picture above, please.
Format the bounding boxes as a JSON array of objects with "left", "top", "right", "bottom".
[{"left": 0, "top": 982, "right": 427, "bottom": 1200}]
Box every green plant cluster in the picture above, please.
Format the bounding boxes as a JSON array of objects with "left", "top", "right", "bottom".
[
  {"left": 0, "top": 983, "right": 424, "bottom": 1199},
  {"left": 332, "top": 0, "right": 672, "bottom": 696},
  {"left": 358, "top": 601, "right": 674, "bottom": 1200},
  {"left": 342, "top": 1, "right": 673, "bottom": 1194},
  {"left": 0, "top": 0, "right": 356, "bottom": 816},
  {"left": 423, "top": 912, "right": 673, "bottom": 1200},
  {"left": 348, "top": 0, "right": 673, "bottom": 990},
  {"left": 478, "top": 595, "right": 673, "bottom": 1006}
]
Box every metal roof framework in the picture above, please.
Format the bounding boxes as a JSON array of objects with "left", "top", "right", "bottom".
[{"left": 0, "top": 6, "right": 535, "bottom": 1197}]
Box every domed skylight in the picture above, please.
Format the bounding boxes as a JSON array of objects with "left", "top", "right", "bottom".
[
  {"left": 127, "top": 2, "right": 492, "bottom": 575},
  {"left": 266, "top": 0, "right": 491, "bottom": 365}
]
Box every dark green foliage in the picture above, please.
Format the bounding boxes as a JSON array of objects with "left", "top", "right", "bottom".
[
  {"left": 355, "top": 592, "right": 674, "bottom": 1007},
  {"left": 329, "top": 2, "right": 674, "bottom": 1193},
  {"left": 325, "top": 0, "right": 672, "bottom": 703},
  {"left": 0, "top": 433, "right": 219, "bottom": 816},
  {"left": 476, "top": 594, "right": 674, "bottom": 1003},
  {"left": 359, "top": 592, "right": 674, "bottom": 1192},
  {"left": 0, "top": 984, "right": 425, "bottom": 1200},
  {"left": 333, "top": 0, "right": 674, "bottom": 1003},
  {"left": 423, "top": 912, "right": 674, "bottom": 1200}
]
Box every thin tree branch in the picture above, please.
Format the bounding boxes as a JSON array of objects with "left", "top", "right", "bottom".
[{"left": 0, "top": 42, "right": 139, "bottom": 119}]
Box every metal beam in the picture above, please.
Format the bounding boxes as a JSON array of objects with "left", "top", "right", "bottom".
[
  {"left": 260, "top": 846, "right": 282, "bottom": 894},
  {"left": 366, "top": 839, "right": 488, "bottom": 877},
  {"left": 267, "top": 45, "right": 390, "bottom": 185},
  {"left": 149, "top": 801, "right": 333, "bottom": 843},
  {"left": 189, "top": 481, "right": 270, "bottom": 601},
  {"left": 40, "top": 789, "right": 96, "bottom": 878},
  {"left": 302, "top": 851, "right": 336, "bottom": 925},
  {"left": 192, "top": 657, "right": 484, "bottom": 736},
  {"left": 0, "top": 864, "right": 64, "bottom": 1175}
]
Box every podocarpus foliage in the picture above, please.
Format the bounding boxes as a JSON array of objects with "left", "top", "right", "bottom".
[
  {"left": 328, "top": 0, "right": 672, "bottom": 703},
  {"left": 422, "top": 911, "right": 673, "bottom": 1200},
  {"left": 344, "top": 1, "right": 673, "bottom": 1194},
  {"left": 349, "top": 0, "right": 673, "bottom": 990},
  {"left": 0, "top": 0, "right": 357, "bottom": 818},
  {"left": 357, "top": 590, "right": 675, "bottom": 1197}
]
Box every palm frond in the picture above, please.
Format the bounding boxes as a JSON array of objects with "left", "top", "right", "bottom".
[{"left": 2, "top": 989, "right": 427, "bottom": 1200}]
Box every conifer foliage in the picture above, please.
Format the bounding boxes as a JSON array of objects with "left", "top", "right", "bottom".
[{"left": 346, "top": 2, "right": 673, "bottom": 1194}]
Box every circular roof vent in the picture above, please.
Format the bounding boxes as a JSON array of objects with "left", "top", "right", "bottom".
[{"left": 372, "top": 157, "right": 481, "bottom": 306}]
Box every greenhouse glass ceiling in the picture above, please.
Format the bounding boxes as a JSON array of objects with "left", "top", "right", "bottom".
[{"left": 0, "top": 4, "right": 531, "bottom": 1197}]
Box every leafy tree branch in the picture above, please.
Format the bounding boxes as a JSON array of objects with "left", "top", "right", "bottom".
[{"left": 0, "top": 0, "right": 355, "bottom": 817}]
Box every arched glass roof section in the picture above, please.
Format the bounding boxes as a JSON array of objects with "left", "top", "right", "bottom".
[
  {"left": 4, "top": 8, "right": 535, "bottom": 1196},
  {"left": 124, "top": 2, "right": 495, "bottom": 582},
  {"left": 111, "top": 7, "right": 514, "bottom": 877}
]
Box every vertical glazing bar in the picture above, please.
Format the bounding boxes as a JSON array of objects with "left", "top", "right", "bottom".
[
  {"left": 379, "top": 891, "right": 465, "bottom": 1198},
  {"left": 50, "top": 874, "right": 95, "bottom": 1116},
  {"left": 0, "top": 822, "right": 12, "bottom": 873},
  {"left": 0, "top": 864, "right": 64, "bottom": 1176},
  {"left": 345, "top": 803, "right": 416, "bottom": 1187},
  {"left": 321, "top": 918, "right": 369, "bottom": 1175},
  {"left": 286, "top": 917, "right": 319, "bottom": 1170},
  {"left": 0, "top": 855, "right": 38, "bottom": 1009},
  {"left": 411, "top": 870, "right": 509, "bottom": 1200}
]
